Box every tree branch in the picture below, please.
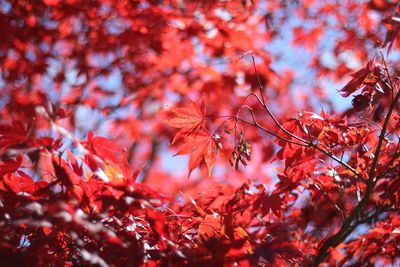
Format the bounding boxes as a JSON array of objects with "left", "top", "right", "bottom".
[{"left": 312, "top": 90, "right": 400, "bottom": 266}]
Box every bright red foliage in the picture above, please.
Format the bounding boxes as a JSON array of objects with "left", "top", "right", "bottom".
[{"left": 0, "top": 0, "right": 400, "bottom": 266}]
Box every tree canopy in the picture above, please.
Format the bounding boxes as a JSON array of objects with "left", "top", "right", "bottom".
[{"left": 0, "top": 0, "right": 400, "bottom": 266}]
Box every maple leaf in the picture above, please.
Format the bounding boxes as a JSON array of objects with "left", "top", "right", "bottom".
[
  {"left": 253, "top": 192, "right": 283, "bottom": 218},
  {"left": 0, "top": 121, "right": 29, "bottom": 156},
  {"left": 198, "top": 214, "right": 221, "bottom": 238},
  {"left": 0, "top": 156, "right": 22, "bottom": 177},
  {"left": 166, "top": 99, "right": 206, "bottom": 144},
  {"left": 339, "top": 60, "right": 374, "bottom": 97},
  {"left": 104, "top": 161, "right": 126, "bottom": 185},
  {"left": 52, "top": 155, "right": 82, "bottom": 190},
  {"left": 175, "top": 129, "right": 216, "bottom": 177},
  {"left": 383, "top": 4, "right": 400, "bottom": 51},
  {"left": 89, "top": 133, "right": 126, "bottom": 163},
  {"left": 2, "top": 172, "right": 47, "bottom": 196}
]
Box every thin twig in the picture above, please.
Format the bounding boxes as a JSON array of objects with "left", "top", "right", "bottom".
[{"left": 237, "top": 117, "right": 307, "bottom": 146}]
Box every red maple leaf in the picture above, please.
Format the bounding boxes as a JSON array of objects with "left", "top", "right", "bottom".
[
  {"left": 175, "top": 129, "right": 216, "bottom": 177},
  {"left": 166, "top": 99, "right": 206, "bottom": 144},
  {"left": 339, "top": 60, "right": 374, "bottom": 97},
  {"left": 89, "top": 133, "right": 126, "bottom": 163},
  {"left": 253, "top": 192, "right": 283, "bottom": 218}
]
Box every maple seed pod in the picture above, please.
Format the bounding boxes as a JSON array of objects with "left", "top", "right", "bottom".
[
  {"left": 244, "top": 143, "right": 252, "bottom": 161},
  {"left": 235, "top": 158, "right": 240, "bottom": 170},
  {"left": 232, "top": 151, "right": 238, "bottom": 160},
  {"left": 217, "top": 142, "right": 223, "bottom": 150}
]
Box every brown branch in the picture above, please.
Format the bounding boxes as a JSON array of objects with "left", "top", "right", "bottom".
[{"left": 236, "top": 117, "right": 307, "bottom": 147}]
